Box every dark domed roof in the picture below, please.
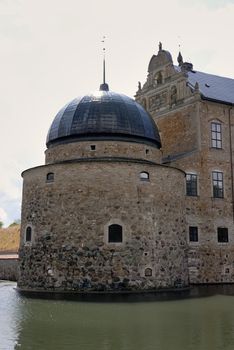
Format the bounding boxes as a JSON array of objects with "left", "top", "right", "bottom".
[{"left": 46, "top": 90, "right": 161, "bottom": 148}]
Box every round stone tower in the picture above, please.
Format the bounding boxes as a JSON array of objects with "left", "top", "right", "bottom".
[{"left": 18, "top": 82, "right": 189, "bottom": 293}]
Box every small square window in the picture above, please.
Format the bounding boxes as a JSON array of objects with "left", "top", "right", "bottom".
[
  {"left": 145, "top": 268, "right": 152, "bottom": 277},
  {"left": 189, "top": 226, "right": 198, "bottom": 242},
  {"left": 218, "top": 227, "right": 228, "bottom": 243},
  {"left": 90, "top": 145, "right": 96, "bottom": 151},
  {"left": 46, "top": 172, "right": 54, "bottom": 182},
  {"left": 140, "top": 172, "right": 149, "bottom": 181}
]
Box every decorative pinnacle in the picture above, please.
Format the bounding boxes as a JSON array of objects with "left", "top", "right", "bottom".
[
  {"left": 100, "top": 35, "right": 109, "bottom": 91},
  {"left": 177, "top": 51, "right": 183, "bottom": 66},
  {"left": 158, "top": 41, "right": 162, "bottom": 52}
]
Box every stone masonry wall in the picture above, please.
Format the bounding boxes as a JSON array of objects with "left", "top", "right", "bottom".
[
  {"left": 136, "top": 47, "right": 234, "bottom": 285},
  {"left": 0, "top": 258, "right": 18, "bottom": 281},
  {"left": 18, "top": 159, "right": 188, "bottom": 292},
  {"left": 45, "top": 140, "right": 162, "bottom": 165}
]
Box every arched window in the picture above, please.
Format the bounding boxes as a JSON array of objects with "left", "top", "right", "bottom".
[
  {"left": 145, "top": 268, "right": 152, "bottom": 277},
  {"left": 25, "top": 226, "right": 32, "bottom": 242},
  {"left": 140, "top": 171, "right": 149, "bottom": 181},
  {"left": 108, "top": 224, "right": 123, "bottom": 243},
  {"left": 46, "top": 172, "right": 54, "bottom": 182}
]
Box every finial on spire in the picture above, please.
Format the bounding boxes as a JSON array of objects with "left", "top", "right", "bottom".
[
  {"left": 177, "top": 51, "right": 183, "bottom": 66},
  {"left": 159, "top": 41, "right": 162, "bottom": 52},
  {"left": 100, "top": 35, "right": 109, "bottom": 91}
]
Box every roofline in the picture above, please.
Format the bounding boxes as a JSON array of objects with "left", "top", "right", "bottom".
[
  {"left": 46, "top": 133, "right": 162, "bottom": 149},
  {"left": 201, "top": 94, "right": 234, "bottom": 106},
  {"left": 21, "top": 157, "right": 185, "bottom": 177}
]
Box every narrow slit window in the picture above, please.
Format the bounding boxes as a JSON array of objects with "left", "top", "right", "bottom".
[
  {"left": 25, "top": 226, "right": 32, "bottom": 242},
  {"left": 108, "top": 224, "right": 122, "bottom": 243}
]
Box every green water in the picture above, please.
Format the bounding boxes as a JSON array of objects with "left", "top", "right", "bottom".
[{"left": 1, "top": 281, "right": 234, "bottom": 350}]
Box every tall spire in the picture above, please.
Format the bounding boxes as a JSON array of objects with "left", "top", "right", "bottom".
[{"left": 100, "top": 36, "right": 109, "bottom": 91}]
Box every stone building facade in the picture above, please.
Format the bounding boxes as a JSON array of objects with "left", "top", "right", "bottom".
[
  {"left": 18, "top": 87, "right": 189, "bottom": 293},
  {"left": 18, "top": 45, "right": 234, "bottom": 293},
  {"left": 136, "top": 44, "right": 234, "bottom": 284}
]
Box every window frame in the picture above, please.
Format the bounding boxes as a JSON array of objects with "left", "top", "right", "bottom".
[
  {"left": 211, "top": 122, "right": 222, "bottom": 149},
  {"left": 212, "top": 171, "right": 224, "bottom": 198},
  {"left": 140, "top": 171, "right": 150, "bottom": 182},
  {"left": 186, "top": 173, "right": 198, "bottom": 196},
  {"left": 108, "top": 224, "right": 123, "bottom": 243},
  {"left": 25, "top": 225, "right": 33, "bottom": 244},
  {"left": 217, "top": 227, "right": 228, "bottom": 243},
  {"left": 189, "top": 226, "right": 198, "bottom": 242},
  {"left": 46, "top": 172, "right": 54, "bottom": 183}
]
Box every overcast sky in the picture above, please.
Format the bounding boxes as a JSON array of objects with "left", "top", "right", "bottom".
[{"left": 0, "top": 0, "right": 234, "bottom": 226}]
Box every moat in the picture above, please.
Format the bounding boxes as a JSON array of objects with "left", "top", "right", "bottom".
[{"left": 1, "top": 281, "right": 234, "bottom": 350}]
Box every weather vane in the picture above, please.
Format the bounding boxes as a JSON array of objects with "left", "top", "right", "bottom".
[{"left": 101, "top": 36, "right": 106, "bottom": 84}]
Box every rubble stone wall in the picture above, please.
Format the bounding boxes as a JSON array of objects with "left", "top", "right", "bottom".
[{"left": 18, "top": 159, "right": 188, "bottom": 292}]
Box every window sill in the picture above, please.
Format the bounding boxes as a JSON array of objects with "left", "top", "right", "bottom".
[{"left": 210, "top": 147, "right": 223, "bottom": 151}]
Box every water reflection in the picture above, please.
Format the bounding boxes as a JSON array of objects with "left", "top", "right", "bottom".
[{"left": 1, "top": 282, "right": 234, "bottom": 350}]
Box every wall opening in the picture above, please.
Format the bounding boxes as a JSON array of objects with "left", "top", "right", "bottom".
[
  {"left": 145, "top": 268, "right": 152, "bottom": 277},
  {"left": 140, "top": 171, "right": 149, "bottom": 181},
  {"left": 46, "top": 172, "right": 54, "bottom": 182},
  {"left": 25, "top": 226, "right": 32, "bottom": 242},
  {"left": 108, "top": 224, "right": 123, "bottom": 243}
]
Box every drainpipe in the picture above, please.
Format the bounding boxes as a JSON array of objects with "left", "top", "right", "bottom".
[{"left": 228, "top": 107, "right": 234, "bottom": 222}]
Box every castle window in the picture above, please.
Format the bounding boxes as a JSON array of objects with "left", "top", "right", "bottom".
[
  {"left": 108, "top": 224, "right": 122, "bottom": 243},
  {"left": 140, "top": 172, "right": 149, "bottom": 181},
  {"left": 90, "top": 145, "right": 96, "bottom": 151},
  {"left": 211, "top": 122, "right": 222, "bottom": 149},
  {"left": 25, "top": 226, "right": 32, "bottom": 242},
  {"left": 189, "top": 226, "right": 198, "bottom": 242},
  {"left": 156, "top": 72, "right": 163, "bottom": 85},
  {"left": 186, "top": 173, "right": 197, "bottom": 196},
  {"left": 218, "top": 227, "right": 228, "bottom": 243},
  {"left": 46, "top": 172, "right": 54, "bottom": 182},
  {"left": 145, "top": 268, "right": 152, "bottom": 277},
  {"left": 212, "top": 171, "right": 224, "bottom": 198}
]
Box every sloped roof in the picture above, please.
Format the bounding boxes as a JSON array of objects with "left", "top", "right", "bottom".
[{"left": 187, "top": 70, "right": 234, "bottom": 105}]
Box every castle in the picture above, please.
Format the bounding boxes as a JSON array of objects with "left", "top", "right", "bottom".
[{"left": 18, "top": 44, "right": 234, "bottom": 293}]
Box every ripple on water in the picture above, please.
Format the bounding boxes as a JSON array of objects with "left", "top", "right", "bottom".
[{"left": 1, "top": 282, "right": 234, "bottom": 350}]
